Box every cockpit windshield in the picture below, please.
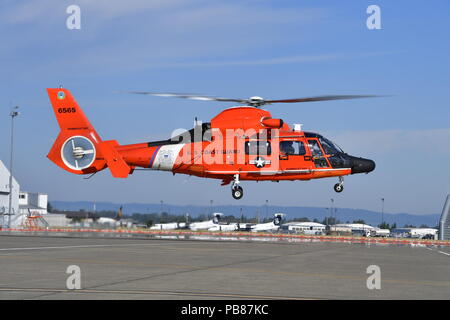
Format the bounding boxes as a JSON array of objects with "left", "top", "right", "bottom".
[
  {"left": 319, "top": 137, "right": 344, "bottom": 155},
  {"left": 304, "top": 132, "right": 344, "bottom": 155}
]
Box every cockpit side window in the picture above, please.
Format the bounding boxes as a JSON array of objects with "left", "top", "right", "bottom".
[
  {"left": 307, "top": 140, "right": 323, "bottom": 157},
  {"left": 280, "top": 141, "right": 306, "bottom": 155}
]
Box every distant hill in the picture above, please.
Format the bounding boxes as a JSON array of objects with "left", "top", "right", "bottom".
[{"left": 51, "top": 201, "right": 441, "bottom": 228}]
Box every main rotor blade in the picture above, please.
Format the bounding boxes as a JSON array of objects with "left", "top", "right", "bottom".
[
  {"left": 265, "top": 95, "right": 381, "bottom": 103},
  {"left": 124, "top": 91, "right": 385, "bottom": 107},
  {"left": 265, "top": 95, "right": 380, "bottom": 104},
  {"left": 127, "top": 91, "right": 247, "bottom": 104}
]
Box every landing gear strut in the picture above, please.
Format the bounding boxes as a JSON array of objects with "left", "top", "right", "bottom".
[
  {"left": 333, "top": 177, "right": 344, "bottom": 193},
  {"left": 231, "top": 174, "right": 243, "bottom": 200}
]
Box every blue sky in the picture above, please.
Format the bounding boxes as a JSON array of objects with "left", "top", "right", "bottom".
[{"left": 0, "top": 0, "right": 449, "bottom": 214}]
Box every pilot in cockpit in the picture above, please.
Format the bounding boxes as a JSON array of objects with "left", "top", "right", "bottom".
[{"left": 280, "top": 141, "right": 295, "bottom": 155}]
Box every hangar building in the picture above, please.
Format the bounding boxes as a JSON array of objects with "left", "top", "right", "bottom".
[
  {"left": 19, "top": 191, "right": 48, "bottom": 216},
  {"left": 1, "top": 159, "right": 48, "bottom": 228},
  {"left": 0, "top": 160, "right": 20, "bottom": 228}
]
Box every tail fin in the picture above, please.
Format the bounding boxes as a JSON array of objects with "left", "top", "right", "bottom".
[
  {"left": 273, "top": 213, "right": 285, "bottom": 226},
  {"left": 47, "top": 88, "right": 130, "bottom": 178}
]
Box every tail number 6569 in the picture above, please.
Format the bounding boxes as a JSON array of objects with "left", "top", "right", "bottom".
[{"left": 58, "top": 107, "right": 77, "bottom": 113}]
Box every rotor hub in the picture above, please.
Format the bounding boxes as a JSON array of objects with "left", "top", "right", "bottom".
[
  {"left": 248, "top": 96, "right": 265, "bottom": 107},
  {"left": 73, "top": 147, "right": 86, "bottom": 159}
]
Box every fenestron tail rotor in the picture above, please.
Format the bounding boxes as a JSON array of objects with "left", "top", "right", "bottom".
[
  {"left": 61, "top": 136, "right": 96, "bottom": 171},
  {"left": 125, "top": 91, "right": 382, "bottom": 107}
]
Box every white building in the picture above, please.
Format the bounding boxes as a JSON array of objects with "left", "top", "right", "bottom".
[
  {"left": 1, "top": 160, "right": 49, "bottom": 228},
  {"left": 42, "top": 214, "right": 70, "bottom": 227},
  {"left": 0, "top": 160, "right": 20, "bottom": 228},
  {"left": 281, "top": 222, "right": 326, "bottom": 235},
  {"left": 331, "top": 223, "right": 375, "bottom": 236},
  {"left": 19, "top": 191, "right": 48, "bottom": 216},
  {"left": 391, "top": 228, "right": 438, "bottom": 239}
]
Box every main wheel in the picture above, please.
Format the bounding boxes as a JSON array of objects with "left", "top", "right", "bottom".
[
  {"left": 232, "top": 186, "right": 244, "bottom": 200},
  {"left": 334, "top": 183, "right": 344, "bottom": 193}
]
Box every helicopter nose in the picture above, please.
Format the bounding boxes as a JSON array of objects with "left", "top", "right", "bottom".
[{"left": 350, "top": 156, "right": 376, "bottom": 174}]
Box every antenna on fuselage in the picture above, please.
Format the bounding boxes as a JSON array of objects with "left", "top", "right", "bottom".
[{"left": 194, "top": 117, "right": 202, "bottom": 127}]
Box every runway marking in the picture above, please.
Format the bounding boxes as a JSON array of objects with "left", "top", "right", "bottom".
[
  {"left": 0, "top": 239, "right": 448, "bottom": 294},
  {"left": 425, "top": 246, "right": 450, "bottom": 257},
  {"left": 1, "top": 253, "right": 449, "bottom": 288},
  {"left": 0, "top": 287, "right": 317, "bottom": 300},
  {"left": 0, "top": 243, "right": 168, "bottom": 252}
]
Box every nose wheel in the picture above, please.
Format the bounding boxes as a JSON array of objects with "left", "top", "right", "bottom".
[
  {"left": 232, "top": 185, "right": 244, "bottom": 199},
  {"left": 333, "top": 177, "right": 344, "bottom": 193},
  {"left": 231, "top": 174, "right": 244, "bottom": 200}
]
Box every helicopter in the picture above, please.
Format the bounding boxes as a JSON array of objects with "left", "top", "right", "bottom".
[{"left": 46, "top": 88, "right": 376, "bottom": 199}]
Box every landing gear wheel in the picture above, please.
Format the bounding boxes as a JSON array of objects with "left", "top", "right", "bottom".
[
  {"left": 232, "top": 186, "right": 244, "bottom": 200},
  {"left": 334, "top": 183, "right": 344, "bottom": 193}
]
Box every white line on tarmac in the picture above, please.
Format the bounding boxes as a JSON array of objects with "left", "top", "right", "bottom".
[
  {"left": 0, "top": 243, "right": 165, "bottom": 252},
  {"left": 425, "top": 247, "right": 450, "bottom": 257}
]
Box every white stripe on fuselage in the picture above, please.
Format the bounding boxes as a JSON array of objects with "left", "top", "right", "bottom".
[{"left": 151, "top": 144, "right": 185, "bottom": 171}]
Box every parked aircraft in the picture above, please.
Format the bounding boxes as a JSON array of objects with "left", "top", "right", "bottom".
[
  {"left": 189, "top": 213, "right": 223, "bottom": 231},
  {"left": 250, "top": 213, "right": 285, "bottom": 232}
]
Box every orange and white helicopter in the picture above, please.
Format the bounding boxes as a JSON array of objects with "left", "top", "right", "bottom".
[{"left": 47, "top": 88, "right": 376, "bottom": 199}]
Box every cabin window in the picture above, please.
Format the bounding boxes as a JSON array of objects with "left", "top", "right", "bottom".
[
  {"left": 245, "top": 141, "right": 271, "bottom": 155},
  {"left": 280, "top": 141, "right": 306, "bottom": 155}
]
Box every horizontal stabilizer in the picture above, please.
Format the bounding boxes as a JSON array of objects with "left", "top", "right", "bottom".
[{"left": 98, "top": 141, "right": 131, "bottom": 178}]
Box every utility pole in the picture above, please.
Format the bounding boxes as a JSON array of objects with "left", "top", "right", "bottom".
[{"left": 7, "top": 106, "right": 19, "bottom": 228}]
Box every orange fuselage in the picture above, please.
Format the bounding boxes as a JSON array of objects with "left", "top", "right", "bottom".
[{"left": 47, "top": 88, "right": 374, "bottom": 186}]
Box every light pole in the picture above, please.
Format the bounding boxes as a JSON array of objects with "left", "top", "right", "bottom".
[
  {"left": 381, "top": 198, "right": 385, "bottom": 227},
  {"left": 265, "top": 199, "right": 269, "bottom": 221},
  {"left": 7, "top": 106, "right": 19, "bottom": 228}
]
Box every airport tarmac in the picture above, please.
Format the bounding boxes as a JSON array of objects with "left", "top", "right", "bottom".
[{"left": 0, "top": 235, "right": 449, "bottom": 300}]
